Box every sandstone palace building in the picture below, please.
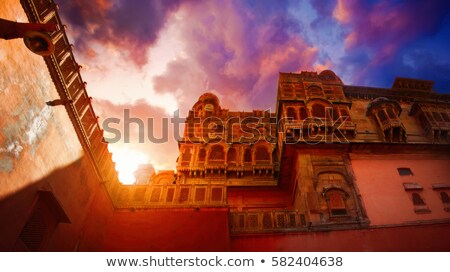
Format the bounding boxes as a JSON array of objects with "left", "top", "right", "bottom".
[{"left": 1, "top": 0, "right": 449, "bottom": 251}]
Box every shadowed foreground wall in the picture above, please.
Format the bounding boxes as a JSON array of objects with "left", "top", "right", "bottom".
[
  {"left": 0, "top": 156, "right": 111, "bottom": 251},
  {"left": 0, "top": 0, "right": 112, "bottom": 251},
  {"left": 98, "top": 208, "right": 230, "bottom": 251}
]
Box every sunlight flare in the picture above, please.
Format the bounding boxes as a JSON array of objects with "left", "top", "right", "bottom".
[{"left": 110, "top": 146, "right": 151, "bottom": 184}]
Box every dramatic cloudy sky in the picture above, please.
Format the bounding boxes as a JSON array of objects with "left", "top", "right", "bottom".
[{"left": 57, "top": 0, "right": 450, "bottom": 183}]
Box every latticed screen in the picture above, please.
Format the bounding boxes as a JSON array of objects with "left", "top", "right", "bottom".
[
  {"left": 19, "top": 207, "right": 47, "bottom": 251},
  {"left": 18, "top": 199, "right": 58, "bottom": 252},
  {"left": 248, "top": 214, "right": 258, "bottom": 229},
  {"left": 276, "top": 214, "right": 286, "bottom": 228}
]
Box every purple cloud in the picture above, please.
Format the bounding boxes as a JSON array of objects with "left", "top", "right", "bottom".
[
  {"left": 57, "top": 0, "right": 183, "bottom": 67},
  {"left": 333, "top": 0, "right": 450, "bottom": 88},
  {"left": 153, "top": 0, "right": 319, "bottom": 112}
]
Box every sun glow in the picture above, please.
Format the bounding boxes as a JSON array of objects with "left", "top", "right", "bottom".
[{"left": 110, "top": 146, "right": 151, "bottom": 184}]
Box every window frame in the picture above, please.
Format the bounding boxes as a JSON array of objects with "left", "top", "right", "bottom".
[
  {"left": 325, "top": 189, "right": 349, "bottom": 217},
  {"left": 398, "top": 168, "right": 413, "bottom": 176}
]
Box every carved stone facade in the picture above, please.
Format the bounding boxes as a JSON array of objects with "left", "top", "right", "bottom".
[
  {"left": 169, "top": 70, "right": 450, "bottom": 236},
  {"left": 278, "top": 70, "right": 357, "bottom": 144},
  {"left": 213, "top": 70, "right": 449, "bottom": 233},
  {"left": 177, "top": 92, "right": 279, "bottom": 187}
]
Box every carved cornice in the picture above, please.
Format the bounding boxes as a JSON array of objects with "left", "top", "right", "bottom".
[{"left": 20, "top": 0, "right": 120, "bottom": 186}]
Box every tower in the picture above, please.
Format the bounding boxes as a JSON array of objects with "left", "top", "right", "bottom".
[
  {"left": 177, "top": 92, "right": 279, "bottom": 186},
  {"left": 133, "top": 164, "right": 155, "bottom": 185}
]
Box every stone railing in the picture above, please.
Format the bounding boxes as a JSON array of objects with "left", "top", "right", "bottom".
[
  {"left": 229, "top": 210, "right": 308, "bottom": 233},
  {"left": 380, "top": 118, "right": 404, "bottom": 131},
  {"left": 113, "top": 184, "right": 227, "bottom": 208}
]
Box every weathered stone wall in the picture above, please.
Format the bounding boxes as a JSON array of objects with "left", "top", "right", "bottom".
[{"left": 0, "top": 0, "right": 110, "bottom": 251}]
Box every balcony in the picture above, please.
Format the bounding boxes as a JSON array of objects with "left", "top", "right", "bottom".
[
  {"left": 114, "top": 184, "right": 227, "bottom": 208},
  {"left": 229, "top": 210, "right": 308, "bottom": 234}
]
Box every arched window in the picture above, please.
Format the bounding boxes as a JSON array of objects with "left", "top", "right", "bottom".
[
  {"left": 312, "top": 104, "right": 326, "bottom": 118},
  {"left": 209, "top": 145, "right": 224, "bottom": 161},
  {"left": 299, "top": 107, "right": 308, "bottom": 120},
  {"left": 386, "top": 107, "right": 397, "bottom": 119},
  {"left": 198, "top": 148, "right": 206, "bottom": 162},
  {"left": 377, "top": 110, "right": 388, "bottom": 122},
  {"left": 182, "top": 147, "right": 191, "bottom": 162},
  {"left": 368, "top": 100, "right": 406, "bottom": 143},
  {"left": 286, "top": 107, "right": 296, "bottom": 120},
  {"left": 412, "top": 193, "right": 425, "bottom": 206},
  {"left": 244, "top": 148, "right": 252, "bottom": 163},
  {"left": 255, "top": 146, "right": 270, "bottom": 162},
  {"left": 227, "top": 148, "right": 237, "bottom": 163},
  {"left": 317, "top": 172, "right": 358, "bottom": 221},
  {"left": 307, "top": 86, "right": 323, "bottom": 97},
  {"left": 327, "top": 190, "right": 347, "bottom": 216}
]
